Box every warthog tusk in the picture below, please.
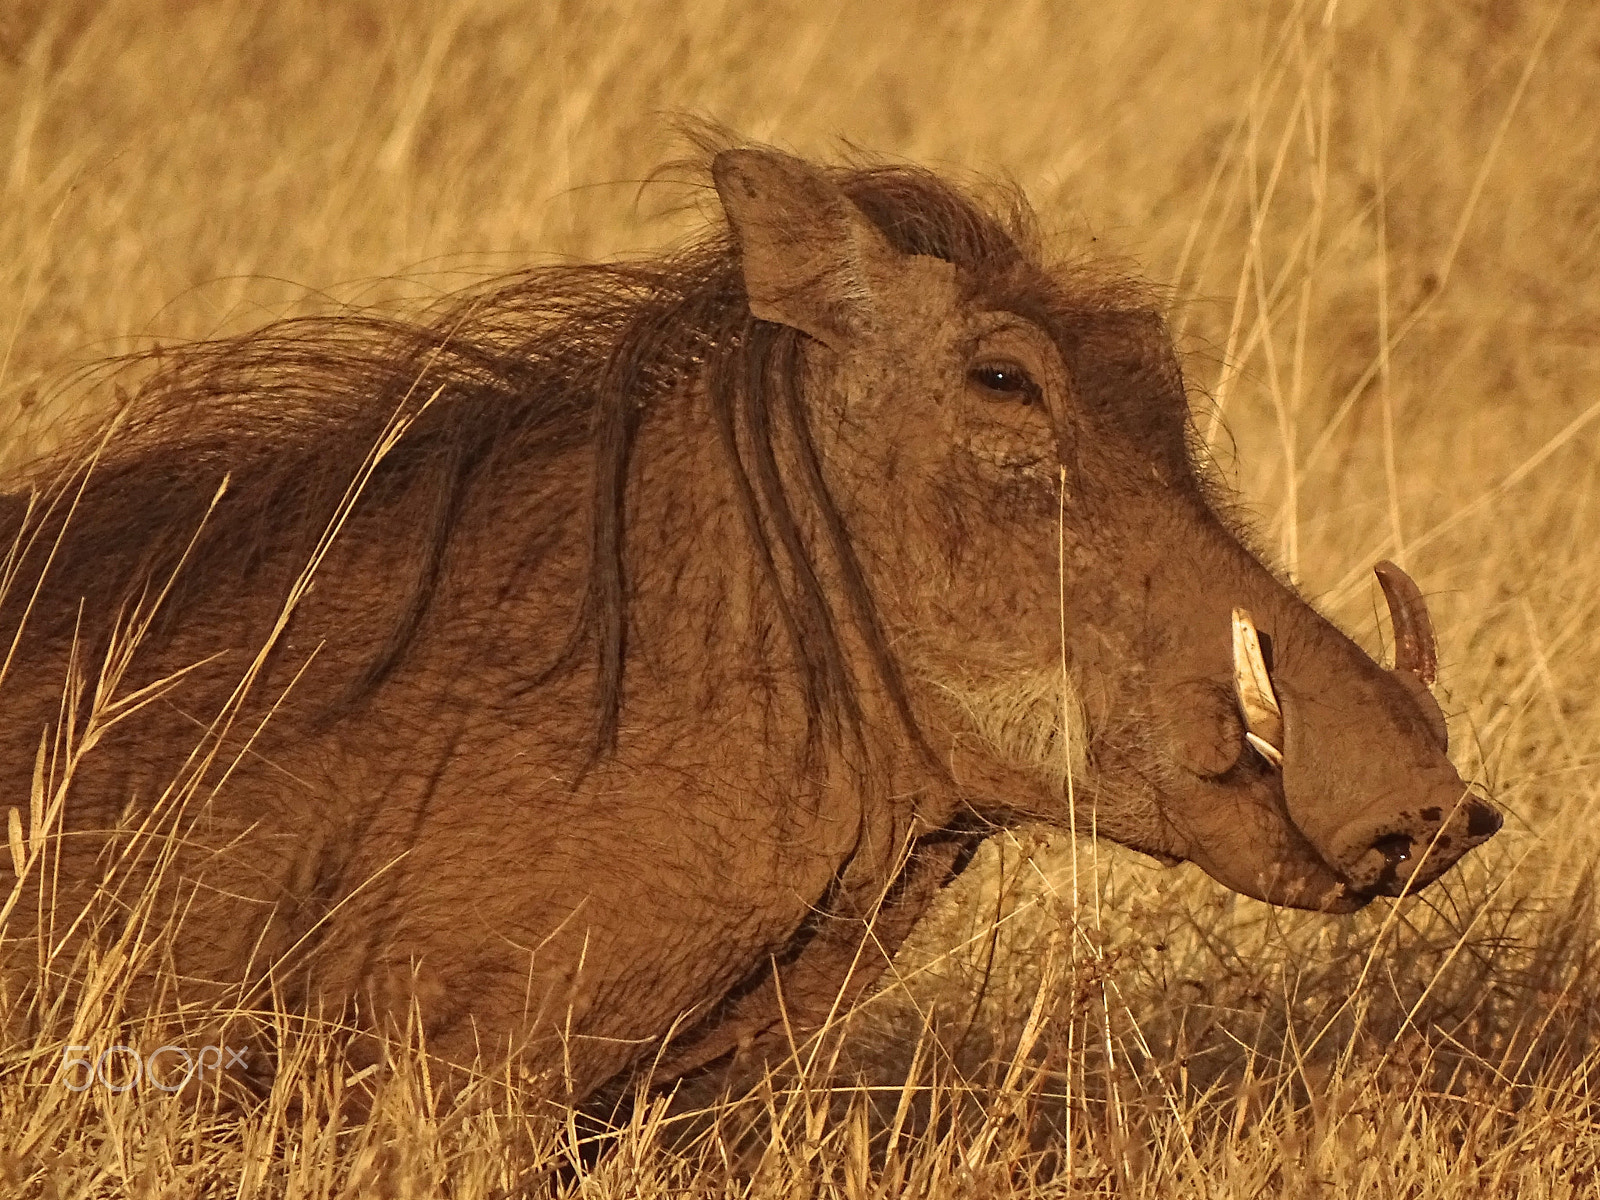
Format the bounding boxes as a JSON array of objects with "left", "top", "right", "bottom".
[
  {"left": 1232, "top": 607, "right": 1285, "bottom": 768},
  {"left": 1373, "top": 560, "right": 1438, "bottom": 688}
]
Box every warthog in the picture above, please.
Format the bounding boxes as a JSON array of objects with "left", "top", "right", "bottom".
[{"left": 0, "top": 144, "right": 1499, "bottom": 1105}]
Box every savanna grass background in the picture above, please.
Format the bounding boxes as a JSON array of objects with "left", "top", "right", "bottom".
[{"left": 2, "top": 0, "right": 1598, "bottom": 1194}]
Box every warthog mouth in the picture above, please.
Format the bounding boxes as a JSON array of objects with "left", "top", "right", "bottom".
[
  {"left": 936, "top": 660, "right": 1357, "bottom": 902},
  {"left": 932, "top": 567, "right": 1498, "bottom": 914}
]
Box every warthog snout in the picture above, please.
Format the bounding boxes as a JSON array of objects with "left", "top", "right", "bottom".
[
  {"left": 1319, "top": 792, "right": 1503, "bottom": 897},
  {"left": 1234, "top": 561, "right": 1501, "bottom": 903}
]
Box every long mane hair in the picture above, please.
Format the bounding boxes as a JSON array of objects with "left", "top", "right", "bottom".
[{"left": 3, "top": 150, "right": 1073, "bottom": 763}]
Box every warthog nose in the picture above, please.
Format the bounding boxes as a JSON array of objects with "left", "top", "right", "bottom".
[{"left": 1325, "top": 795, "right": 1501, "bottom": 898}]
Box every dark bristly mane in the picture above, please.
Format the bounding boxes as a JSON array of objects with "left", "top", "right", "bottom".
[{"left": 0, "top": 157, "right": 1109, "bottom": 759}]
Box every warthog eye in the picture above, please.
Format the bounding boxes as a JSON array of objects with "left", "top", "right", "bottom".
[{"left": 968, "top": 362, "right": 1040, "bottom": 405}]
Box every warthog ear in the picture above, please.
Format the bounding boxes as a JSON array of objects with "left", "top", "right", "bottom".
[{"left": 712, "top": 148, "right": 952, "bottom": 350}]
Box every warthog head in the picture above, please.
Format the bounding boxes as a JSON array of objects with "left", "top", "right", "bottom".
[{"left": 712, "top": 148, "right": 1499, "bottom": 910}]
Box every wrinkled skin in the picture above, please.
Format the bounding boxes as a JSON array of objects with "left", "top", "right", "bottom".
[{"left": 0, "top": 147, "right": 1498, "bottom": 1107}]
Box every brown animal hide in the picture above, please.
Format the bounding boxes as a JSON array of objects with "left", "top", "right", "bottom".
[{"left": 0, "top": 142, "right": 1498, "bottom": 1106}]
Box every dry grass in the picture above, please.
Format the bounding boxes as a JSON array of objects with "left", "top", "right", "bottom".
[{"left": 2, "top": 0, "right": 1599, "bottom": 1194}]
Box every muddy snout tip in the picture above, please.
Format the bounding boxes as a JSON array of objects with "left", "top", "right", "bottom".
[{"left": 1328, "top": 795, "right": 1502, "bottom": 898}]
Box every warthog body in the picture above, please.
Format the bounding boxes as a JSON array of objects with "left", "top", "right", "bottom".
[{"left": 0, "top": 145, "right": 1498, "bottom": 1104}]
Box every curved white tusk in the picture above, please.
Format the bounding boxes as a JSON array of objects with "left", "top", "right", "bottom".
[
  {"left": 1232, "top": 607, "right": 1285, "bottom": 767},
  {"left": 1244, "top": 732, "right": 1284, "bottom": 769}
]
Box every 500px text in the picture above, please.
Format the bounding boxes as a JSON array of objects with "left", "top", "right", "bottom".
[{"left": 59, "top": 1044, "right": 249, "bottom": 1092}]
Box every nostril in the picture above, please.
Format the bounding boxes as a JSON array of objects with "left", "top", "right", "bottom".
[
  {"left": 1466, "top": 802, "right": 1502, "bottom": 839},
  {"left": 1372, "top": 833, "right": 1413, "bottom": 871}
]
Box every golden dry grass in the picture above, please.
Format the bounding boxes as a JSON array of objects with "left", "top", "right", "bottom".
[{"left": 2, "top": 0, "right": 1599, "bottom": 1195}]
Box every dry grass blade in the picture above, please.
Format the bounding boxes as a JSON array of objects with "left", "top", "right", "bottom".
[{"left": 5, "top": 806, "right": 23, "bottom": 879}]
